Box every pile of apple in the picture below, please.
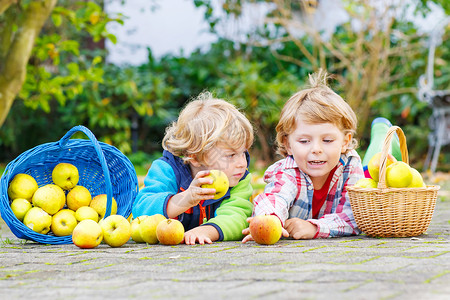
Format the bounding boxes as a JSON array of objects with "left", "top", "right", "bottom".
[{"left": 355, "top": 152, "right": 426, "bottom": 188}]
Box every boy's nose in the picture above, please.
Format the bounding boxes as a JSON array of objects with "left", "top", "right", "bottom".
[{"left": 311, "top": 141, "right": 323, "bottom": 154}]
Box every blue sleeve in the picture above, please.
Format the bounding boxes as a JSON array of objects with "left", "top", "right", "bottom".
[{"left": 131, "top": 159, "right": 178, "bottom": 218}]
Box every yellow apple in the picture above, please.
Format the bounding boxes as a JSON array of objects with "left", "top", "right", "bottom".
[
  {"left": 385, "top": 161, "right": 413, "bottom": 188},
  {"left": 10, "top": 198, "right": 33, "bottom": 221},
  {"left": 89, "top": 194, "right": 117, "bottom": 219},
  {"left": 7, "top": 173, "right": 38, "bottom": 201},
  {"left": 72, "top": 219, "right": 103, "bottom": 249},
  {"left": 99, "top": 215, "right": 131, "bottom": 247},
  {"left": 249, "top": 215, "right": 282, "bottom": 245},
  {"left": 408, "top": 167, "right": 426, "bottom": 188},
  {"left": 23, "top": 207, "right": 52, "bottom": 234},
  {"left": 75, "top": 206, "right": 99, "bottom": 222},
  {"left": 66, "top": 185, "right": 92, "bottom": 211},
  {"left": 201, "top": 170, "right": 229, "bottom": 199},
  {"left": 32, "top": 184, "right": 66, "bottom": 215},
  {"left": 368, "top": 152, "right": 397, "bottom": 182},
  {"left": 354, "top": 178, "right": 378, "bottom": 188},
  {"left": 52, "top": 163, "right": 79, "bottom": 190},
  {"left": 156, "top": 219, "right": 185, "bottom": 245},
  {"left": 130, "top": 215, "right": 149, "bottom": 243},
  {"left": 51, "top": 209, "right": 78, "bottom": 236},
  {"left": 139, "top": 214, "right": 166, "bottom": 244}
]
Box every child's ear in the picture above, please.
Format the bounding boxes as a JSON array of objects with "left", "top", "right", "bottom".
[
  {"left": 285, "top": 137, "right": 293, "bottom": 156},
  {"left": 341, "top": 133, "right": 352, "bottom": 153},
  {"left": 189, "top": 155, "right": 202, "bottom": 167}
]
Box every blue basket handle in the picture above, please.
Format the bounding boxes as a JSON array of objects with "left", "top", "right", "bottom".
[{"left": 58, "top": 125, "right": 114, "bottom": 218}]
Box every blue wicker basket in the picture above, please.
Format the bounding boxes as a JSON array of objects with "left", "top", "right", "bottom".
[{"left": 0, "top": 125, "right": 138, "bottom": 244}]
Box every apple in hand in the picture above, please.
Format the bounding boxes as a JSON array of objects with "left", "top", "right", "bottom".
[
  {"left": 8, "top": 173, "right": 38, "bottom": 201},
  {"left": 23, "top": 207, "right": 52, "bottom": 234},
  {"left": 139, "top": 214, "right": 166, "bottom": 244},
  {"left": 51, "top": 209, "right": 78, "bottom": 236},
  {"left": 99, "top": 215, "right": 131, "bottom": 247},
  {"left": 156, "top": 219, "right": 185, "bottom": 245},
  {"left": 249, "top": 215, "right": 283, "bottom": 245},
  {"left": 89, "top": 194, "right": 117, "bottom": 219},
  {"left": 10, "top": 198, "right": 32, "bottom": 221},
  {"left": 72, "top": 219, "right": 103, "bottom": 249},
  {"left": 75, "top": 206, "right": 99, "bottom": 222},
  {"left": 201, "top": 170, "right": 229, "bottom": 199},
  {"left": 52, "top": 163, "right": 79, "bottom": 190},
  {"left": 130, "top": 215, "right": 149, "bottom": 243},
  {"left": 66, "top": 185, "right": 92, "bottom": 211},
  {"left": 32, "top": 184, "right": 66, "bottom": 215}
]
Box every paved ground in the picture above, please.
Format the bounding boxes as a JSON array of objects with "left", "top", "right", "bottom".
[{"left": 1, "top": 187, "right": 449, "bottom": 299}]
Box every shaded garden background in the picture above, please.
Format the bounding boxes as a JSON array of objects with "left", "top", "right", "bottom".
[{"left": 0, "top": 0, "right": 449, "bottom": 175}]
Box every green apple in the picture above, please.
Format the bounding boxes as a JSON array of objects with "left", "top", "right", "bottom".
[
  {"left": 130, "top": 215, "right": 149, "bottom": 243},
  {"left": 354, "top": 178, "right": 378, "bottom": 188},
  {"left": 66, "top": 185, "right": 92, "bottom": 211},
  {"left": 32, "top": 184, "right": 66, "bottom": 215},
  {"left": 75, "top": 206, "right": 99, "bottom": 222},
  {"left": 99, "top": 215, "right": 131, "bottom": 247},
  {"left": 72, "top": 219, "right": 103, "bottom": 249},
  {"left": 201, "top": 170, "right": 229, "bottom": 199},
  {"left": 139, "top": 214, "right": 166, "bottom": 244},
  {"left": 408, "top": 167, "right": 426, "bottom": 188},
  {"left": 10, "top": 198, "right": 33, "bottom": 221},
  {"left": 89, "top": 194, "right": 117, "bottom": 219},
  {"left": 52, "top": 163, "right": 79, "bottom": 190},
  {"left": 156, "top": 219, "right": 185, "bottom": 245},
  {"left": 51, "top": 209, "right": 78, "bottom": 236},
  {"left": 386, "top": 161, "right": 413, "bottom": 188},
  {"left": 368, "top": 152, "right": 397, "bottom": 182},
  {"left": 7, "top": 173, "right": 38, "bottom": 201},
  {"left": 249, "top": 215, "right": 283, "bottom": 245},
  {"left": 23, "top": 207, "right": 52, "bottom": 234}
]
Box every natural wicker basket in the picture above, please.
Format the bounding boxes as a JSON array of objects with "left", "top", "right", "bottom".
[
  {"left": 347, "top": 126, "right": 440, "bottom": 238},
  {"left": 0, "top": 126, "right": 138, "bottom": 244}
]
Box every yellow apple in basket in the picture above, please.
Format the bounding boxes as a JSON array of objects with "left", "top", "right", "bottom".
[
  {"left": 249, "top": 215, "right": 282, "bottom": 245},
  {"left": 66, "top": 185, "right": 92, "bottom": 211},
  {"left": 51, "top": 209, "right": 78, "bottom": 236},
  {"left": 75, "top": 206, "right": 99, "bottom": 222},
  {"left": 99, "top": 215, "right": 131, "bottom": 247},
  {"left": 10, "top": 198, "right": 33, "bottom": 221},
  {"left": 354, "top": 178, "right": 378, "bottom": 188},
  {"left": 52, "top": 163, "right": 79, "bottom": 190},
  {"left": 89, "top": 194, "right": 117, "bottom": 219},
  {"left": 139, "top": 214, "right": 166, "bottom": 244},
  {"left": 367, "top": 152, "right": 397, "bottom": 182},
  {"left": 408, "top": 167, "right": 426, "bottom": 188},
  {"left": 23, "top": 207, "right": 52, "bottom": 234},
  {"left": 156, "top": 219, "right": 185, "bottom": 245},
  {"left": 385, "top": 161, "right": 413, "bottom": 188},
  {"left": 130, "top": 215, "right": 149, "bottom": 243},
  {"left": 7, "top": 173, "right": 38, "bottom": 201},
  {"left": 72, "top": 219, "right": 103, "bottom": 249},
  {"left": 32, "top": 184, "right": 66, "bottom": 215},
  {"left": 201, "top": 170, "right": 229, "bottom": 199}
]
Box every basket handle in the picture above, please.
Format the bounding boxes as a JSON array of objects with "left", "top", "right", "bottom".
[
  {"left": 58, "top": 125, "right": 114, "bottom": 218},
  {"left": 377, "top": 126, "right": 409, "bottom": 189}
]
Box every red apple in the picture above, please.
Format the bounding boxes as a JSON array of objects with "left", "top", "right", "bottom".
[
  {"left": 156, "top": 219, "right": 185, "bottom": 245},
  {"left": 249, "top": 215, "right": 282, "bottom": 245}
]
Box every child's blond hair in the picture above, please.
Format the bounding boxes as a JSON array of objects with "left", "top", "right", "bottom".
[
  {"left": 163, "top": 92, "right": 254, "bottom": 165},
  {"left": 276, "top": 69, "right": 358, "bottom": 157}
]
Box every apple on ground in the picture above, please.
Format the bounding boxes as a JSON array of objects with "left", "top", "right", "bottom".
[
  {"left": 7, "top": 173, "right": 38, "bottom": 201},
  {"left": 66, "top": 185, "right": 92, "bottom": 211},
  {"left": 139, "top": 214, "right": 166, "bottom": 244},
  {"left": 156, "top": 219, "right": 185, "bottom": 245},
  {"left": 368, "top": 152, "right": 397, "bottom": 182},
  {"left": 23, "top": 207, "right": 52, "bottom": 234},
  {"left": 52, "top": 163, "right": 79, "bottom": 190},
  {"left": 408, "top": 168, "right": 426, "bottom": 187},
  {"left": 75, "top": 206, "right": 99, "bottom": 222},
  {"left": 201, "top": 170, "right": 229, "bottom": 199},
  {"left": 99, "top": 215, "right": 131, "bottom": 247},
  {"left": 249, "top": 215, "right": 283, "bottom": 245},
  {"left": 385, "top": 161, "right": 413, "bottom": 188},
  {"left": 354, "top": 178, "right": 378, "bottom": 188},
  {"left": 130, "top": 215, "right": 149, "bottom": 243},
  {"left": 10, "top": 198, "right": 32, "bottom": 221},
  {"left": 51, "top": 209, "right": 78, "bottom": 236},
  {"left": 72, "top": 219, "right": 103, "bottom": 249},
  {"left": 89, "top": 194, "right": 117, "bottom": 219},
  {"left": 32, "top": 184, "right": 66, "bottom": 215}
]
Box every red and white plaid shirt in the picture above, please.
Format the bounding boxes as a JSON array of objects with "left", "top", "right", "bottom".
[{"left": 253, "top": 149, "right": 364, "bottom": 238}]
